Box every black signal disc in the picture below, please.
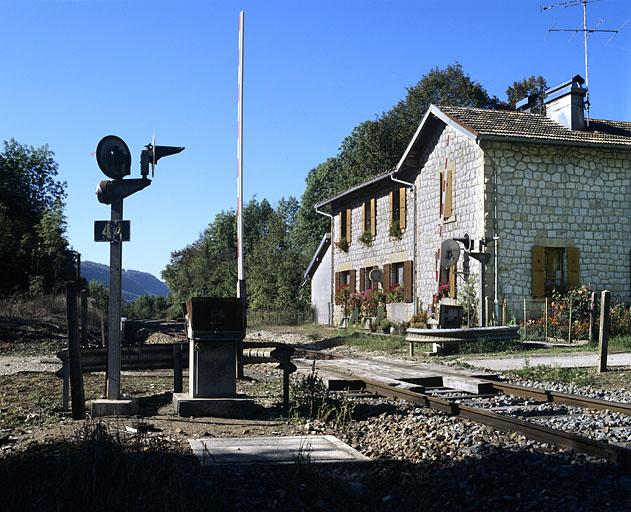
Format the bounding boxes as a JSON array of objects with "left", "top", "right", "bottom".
[{"left": 96, "top": 135, "right": 131, "bottom": 180}]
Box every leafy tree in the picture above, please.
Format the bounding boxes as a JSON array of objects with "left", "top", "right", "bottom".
[
  {"left": 88, "top": 280, "right": 109, "bottom": 313},
  {"left": 122, "top": 294, "right": 168, "bottom": 319},
  {"left": 505, "top": 75, "right": 548, "bottom": 113},
  {"left": 0, "top": 139, "right": 71, "bottom": 294}
]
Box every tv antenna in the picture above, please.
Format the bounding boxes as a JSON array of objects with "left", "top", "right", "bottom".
[{"left": 543, "top": 0, "right": 619, "bottom": 124}]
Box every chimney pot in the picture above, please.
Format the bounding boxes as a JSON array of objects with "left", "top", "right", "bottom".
[{"left": 544, "top": 75, "right": 587, "bottom": 130}]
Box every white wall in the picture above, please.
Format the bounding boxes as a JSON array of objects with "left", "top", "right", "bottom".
[{"left": 311, "top": 245, "right": 332, "bottom": 325}]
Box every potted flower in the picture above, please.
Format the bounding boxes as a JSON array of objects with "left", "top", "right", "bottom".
[
  {"left": 359, "top": 229, "right": 373, "bottom": 247},
  {"left": 336, "top": 236, "right": 349, "bottom": 253},
  {"left": 380, "top": 319, "right": 392, "bottom": 334},
  {"left": 389, "top": 219, "right": 402, "bottom": 240}
]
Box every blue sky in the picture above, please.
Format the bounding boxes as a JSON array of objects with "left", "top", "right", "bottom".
[{"left": 1, "top": 0, "right": 629, "bottom": 278}]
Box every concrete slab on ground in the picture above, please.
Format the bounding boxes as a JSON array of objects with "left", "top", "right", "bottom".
[
  {"left": 460, "top": 352, "right": 631, "bottom": 371},
  {"left": 190, "top": 435, "right": 369, "bottom": 465},
  {"left": 294, "top": 356, "right": 499, "bottom": 394}
]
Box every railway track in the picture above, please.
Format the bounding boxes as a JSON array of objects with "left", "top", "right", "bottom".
[{"left": 294, "top": 348, "right": 631, "bottom": 471}]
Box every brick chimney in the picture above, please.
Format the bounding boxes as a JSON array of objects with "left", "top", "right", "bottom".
[{"left": 544, "top": 75, "right": 587, "bottom": 130}]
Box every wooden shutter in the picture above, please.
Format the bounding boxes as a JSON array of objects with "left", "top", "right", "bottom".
[
  {"left": 449, "top": 266, "right": 456, "bottom": 298},
  {"left": 444, "top": 162, "right": 454, "bottom": 219},
  {"left": 383, "top": 264, "right": 391, "bottom": 292},
  {"left": 403, "top": 260, "right": 413, "bottom": 303},
  {"left": 334, "top": 272, "right": 341, "bottom": 304},
  {"left": 567, "top": 247, "right": 580, "bottom": 289},
  {"left": 389, "top": 191, "right": 394, "bottom": 224},
  {"left": 359, "top": 268, "right": 366, "bottom": 292},
  {"left": 532, "top": 246, "right": 545, "bottom": 298},
  {"left": 349, "top": 269, "right": 356, "bottom": 293},
  {"left": 345, "top": 209, "right": 352, "bottom": 242},
  {"left": 370, "top": 198, "right": 376, "bottom": 237},
  {"left": 399, "top": 188, "right": 406, "bottom": 230}
]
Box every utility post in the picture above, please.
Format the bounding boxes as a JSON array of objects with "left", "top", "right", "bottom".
[{"left": 91, "top": 135, "right": 183, "bottom": 415}]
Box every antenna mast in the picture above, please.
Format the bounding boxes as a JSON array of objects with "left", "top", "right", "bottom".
[
  {"left": 544, "top": 0, "right": 618, "bottom": 124},
  {"left": 236, "top": 11, "right": 245, "bottom": 378}
]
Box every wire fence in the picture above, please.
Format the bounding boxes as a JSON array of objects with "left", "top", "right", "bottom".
[
  {"left": 493, "top": 297, "right": 592, "bottom": 343},
  {"left": 248, "top": 308, "right": 314, "bottom": 326}
]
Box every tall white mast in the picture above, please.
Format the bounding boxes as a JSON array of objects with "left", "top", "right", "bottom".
[{"left": 236, "top": 11, "right": 245, "bottom": 378}]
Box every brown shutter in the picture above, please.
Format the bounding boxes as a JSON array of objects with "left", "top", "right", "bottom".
[
  {"left": 349, "top": 269, "right": 356, "bottom": 293},
  {"left": 532, "top": 246, "right": 545, "bottom": 298},
  {"left": 444, "top": 162, "right": 454, "bottom": 219},
  {"left": 383, "top": 264, "right": 391, "bottom": 292},
  {"left": 359, "top": 268, "right": 365, "bottom": 292},
  {"left": 334, "top": 272, "right": 341, "bottom": 304},
  {"left": 403, "top": 260, "right": 413, "bottom": 303},
  {"left": 370, "top": 198, "right": 376, "bottom": 237},
  {"left": 567, "top": 247, "right": 580, "bottom": 289},
  {"left": 399, "top": 188, "right": 407, "bottom": 230},
  {"left": 345, "top": 209, "right": 352, "bottom": 242},
  {"left": 449, "top": 266, "right": 456, "bottom": 298}
]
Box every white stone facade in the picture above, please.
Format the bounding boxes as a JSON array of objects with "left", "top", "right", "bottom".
[
  {"left": 331, "top": 184, "right": 414, "bottom": 325},
  {"left": 484, "top": 141, "right": 631, "bottom": 305},
  {"left": 325, "top": 113, "right": 631, "bottom": 324}
]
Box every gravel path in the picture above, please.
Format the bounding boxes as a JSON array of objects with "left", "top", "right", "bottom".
[
  {"left": 460, "top": 352, "right": 631, "bottom": 371},
  {"left": 0, "top": 355, "right": 60, "bottom": 376}
]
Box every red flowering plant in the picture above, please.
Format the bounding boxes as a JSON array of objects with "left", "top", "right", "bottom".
[
  {"left": 335, "top": 285, "right": 351, "bottom": 317},
  {"left": 361, "top": 288, "right": 385, "bottom": 317},
  {"left": 386, "top": 284, "right": 404, "bottom": 303},
  {"left": 349, "top": 292, "right": 363, "bottom": 318},
  {"left": 437, "top": 283, "right": 450, "bottom": 298}
]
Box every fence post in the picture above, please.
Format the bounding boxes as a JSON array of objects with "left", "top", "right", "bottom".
[
  {"left": 80, "top": 290, "right": 88, "bottom": 347},
  {"left": 66, "top": 281, "right": 85, "bottom": 420},
  {"left": 589, "top": 291, "right": 598, "bottom": 344},
  {"left": 544, "top": 297, "right": 548, "bottom": 342},
  {"left": 568, "top": 298, "right": 573, "bottom": 344},
  {"left": 523, "top": 298, "right": 527, "bottom": 336},
  {"left": 597, "top": 290, "right": 611, "bottom": 374},
  {"left": 501, "top": 299, "right": 506, "bottom": 326}
]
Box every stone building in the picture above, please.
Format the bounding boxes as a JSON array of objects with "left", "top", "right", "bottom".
[{"left": 312, "top": 75, "right": 631, "bottom": 325}]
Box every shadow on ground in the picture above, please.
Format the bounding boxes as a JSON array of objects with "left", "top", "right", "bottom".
[{"left": 1, "top": 422, "right": 629, "bottom": 512}]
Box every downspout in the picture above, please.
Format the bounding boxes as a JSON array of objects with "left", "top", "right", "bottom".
[
  {"left": 477, "top": 139, "right": 500, "bottom": 324},
  {"left": 391, "top": 174, "right": 417, "bottom": 316},
  {"left": 315, "top": 206, "right": 334, "bottom": 325}
]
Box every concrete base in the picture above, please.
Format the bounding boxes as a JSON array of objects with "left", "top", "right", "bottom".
[
  {"left": 173, "top": 393, "right": 258, "bottom": 418},
  {"left": 89, "top": 398, "right": 138, "bottom": 417}
]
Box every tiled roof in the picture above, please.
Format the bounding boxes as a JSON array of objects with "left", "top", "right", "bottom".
[
  {"left": 438, "top": 106, "right": 631, "bottom": 148},
  {"left": 314, "top": 170, "right": 395, "bottom": 209}
]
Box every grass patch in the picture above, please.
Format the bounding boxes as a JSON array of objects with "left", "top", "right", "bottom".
[
  {"left": 454, "top": 338, "right": 523, "bottom": 355},
  {"left": 338, "top": 331, "right": 406, "bottom": 354},
  {"left": 510, "top": 364, "right": 595, "bottom": 387}
]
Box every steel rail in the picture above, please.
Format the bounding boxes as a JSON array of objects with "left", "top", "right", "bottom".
[
  {"left": 490, "top": 381, "right": 631, "bottom": 416},
  {"left": 360, "top": 376, "right": 631, "bottom": 471}
]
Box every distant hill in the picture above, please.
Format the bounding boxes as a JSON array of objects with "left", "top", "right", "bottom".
[{"left": 82, "top": 261, "right": 170, "bottom": 302}]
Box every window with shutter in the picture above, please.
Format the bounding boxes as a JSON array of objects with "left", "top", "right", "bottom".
[
  {"left": 359, "top": 268, "right": 366, "bottom": 292},
  {"left": 443, "top": 161, "right": 454, "bottom": 219},
  {"left": 370, "top": 198, "right": 376, "bottom": 237}
]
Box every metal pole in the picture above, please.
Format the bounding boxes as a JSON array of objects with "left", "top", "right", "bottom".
[
  {"left": 568, "top": 298, "right": 573, "bottom": 344},
  {"left": 545, "top": 297, "right": 549, "bottom": 342},
  {"left": 479, "top": 265, "right": 486, "bottom": 327},
  {"left": 597, "top": 290, "right": 611, "bottom": 373},
  {"left": 583, "top": 0, "right": 590, "bottom": 125},
  {"left": 80, "top": 289, "right": 88, "bottom": 347},
  {"left": 236, "top": 10, "right": 246, "bottom": 379},
  {"left": 106, "top": 197, "right": 123, "bottom": 399},
  {"left": 523, "top": 298, "right": 527, "bottom": 336}
]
